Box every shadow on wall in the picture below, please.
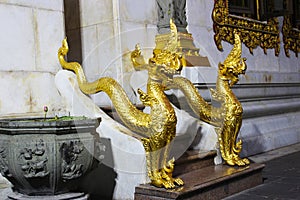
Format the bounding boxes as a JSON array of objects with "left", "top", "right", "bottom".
[
  {"left": 79, "top": 138, "right": 117, "bottom": 200},
  {"left": 239, "top": 121, "right": 268, "bottom": 158}
]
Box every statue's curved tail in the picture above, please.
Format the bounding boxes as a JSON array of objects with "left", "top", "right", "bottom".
[{"left": 58, "top": 38, "right": 150, "bottom": 135}]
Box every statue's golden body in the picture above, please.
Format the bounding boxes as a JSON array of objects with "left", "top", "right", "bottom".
[
  {"left": 58, "top": 38, "right": 184, "bottom": 188},
  {"left": 167, "top": 34, "right": 250, "bottom": 166}
]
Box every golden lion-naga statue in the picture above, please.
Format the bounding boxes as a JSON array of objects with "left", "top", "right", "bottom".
[
  {"left": 166, "top": 33, "right": 250, "bottom": 166},
  {"left": 58, "top": 25, "right": 185, "bottom": 188}
]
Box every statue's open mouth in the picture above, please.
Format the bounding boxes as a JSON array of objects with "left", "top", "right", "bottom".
[
  {"left": 159, "top": 67, "right": 181, "bottom": 81},
  {"left": 233, "top": 72, "right": 239, "bottom": 77},
  {"left": 233, "top": 68, "right": 245, "bottom": 78}
]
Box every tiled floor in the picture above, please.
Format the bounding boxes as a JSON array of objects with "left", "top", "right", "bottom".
[{"left": 224, "top": 145, "right": 300, "bottom": 200}]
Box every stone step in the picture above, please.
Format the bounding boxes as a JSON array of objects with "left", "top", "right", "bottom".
[
  {"left": 134, "top": 163, "right": 265, "bottom": 200},
  {"left": 173, "top": 150, "right": 216, "bottom": 176}
]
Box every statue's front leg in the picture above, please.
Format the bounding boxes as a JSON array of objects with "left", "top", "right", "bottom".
[
  {"left": 232, "top": 139, "right": 250, "bottom": 166},
  {"left": 141, "top": 138, "right": 154, "bottom": 180},
  {"left": 231, "top": 115, "right": 250, "bottom": 166},
  {"left": 142, "top": 137, "right": 176, "bottom": 189},
  {"left": 160, "top": 133, "right": 184, "bottom": 187},
  {"left": 141, "top": 137, "right": 164, "bottom": 188},
  {"left": 161, "top": 158, "right": 184, "bottom": 187},
  {"left": 219, "top": 115, "right": 250, "bottom": 166}
]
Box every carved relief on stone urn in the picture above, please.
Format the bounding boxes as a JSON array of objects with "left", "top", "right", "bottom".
[{"left": 0, "top": 117, "right": 102, "bottom": 199}]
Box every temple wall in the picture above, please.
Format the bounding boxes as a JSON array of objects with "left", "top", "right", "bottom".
[
  {"left": 65, "top": 0, "right": 300, "bottom": 156},
  {"left": 0, "top": 0, "right": 298, "bottom": 156},
  {"left": 66, "top": 0, "right": 159, "bottom": 106},
  {"left": 77, "top": 0, "right": 158, "bottom": 79},
  {"left": 0, "top": 1, "right": 66, "bottom": 117}
]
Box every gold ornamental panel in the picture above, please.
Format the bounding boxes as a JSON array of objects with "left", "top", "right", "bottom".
[
  {"left": 282, "top": 15, "right": 300, "bottom": 57},
  {"left": 212, "top": 0, "right": 280, "bottom": 56}
]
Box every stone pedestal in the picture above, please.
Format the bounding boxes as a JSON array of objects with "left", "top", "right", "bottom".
[
  {"left": 155, "top": 32, "right": 210, "bottom": 67},
  {"left": 155, "top": 0, "right": 210, "bottom": 67},
  {"left": 134, "top": 137, "right": 264, "bottom": 200},
  {"left": 135, "top": 162, "right": 265, "bottom": 200}
]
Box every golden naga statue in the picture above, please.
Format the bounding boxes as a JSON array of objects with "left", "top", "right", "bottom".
[
  {"left": 58, "top": 28, "right": 185, "bottom": 188},
  {"left": 166, "top": 33, "right": 250, "bottom": 166}
]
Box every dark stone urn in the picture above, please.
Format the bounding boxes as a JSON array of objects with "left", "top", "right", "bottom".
[{"left": 0, "top": 117, "right": 101, "bottom": 200}]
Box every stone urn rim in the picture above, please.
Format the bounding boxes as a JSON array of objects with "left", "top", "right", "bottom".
[{"left": 0, "top": 116, "right": 101, "bottom": 135}]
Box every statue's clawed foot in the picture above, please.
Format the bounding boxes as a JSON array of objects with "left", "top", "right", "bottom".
[
  {"left": 150, "top": 171, "right": 176, "bottom": 189},
  {"left": 161, "top": 171, "right": 184, "bottom": 188},
  {"left": 224, "top": 157, "right": 236, "bottom": 166},
  {"left": 161, "top": 179, "right": 176, "bottom": 189},
  {"left": 173, "top": 177, "right": 184, "bottom": 186},
  {"left": 150, "top": 158, "right": 184, "bottom": 189},
  {"left": 225, "top": 155, "right": 250, "bottom": 166},
  {"left": 159, "top": 172, "right": 183, "bottom": 189},
  {"left": 234, "top": 157, "right": 250, "bottom": 166},
  {"left": 161, "top": 158, "right": 184, "bottom": 188},
  {"left": 151, "top": 177, "right": 183, "bottom": 189}
]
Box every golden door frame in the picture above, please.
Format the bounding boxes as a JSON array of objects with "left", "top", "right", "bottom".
[{"left": 212, "top": 0, "right": 280, "bottom": 56}]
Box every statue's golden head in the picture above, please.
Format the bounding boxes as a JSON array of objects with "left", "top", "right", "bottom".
[
  {"left": 58, "top": 38, "right": 69, "bottom": 56},
  {"left": 130, "top": 19, "right": 185, "bottom": 83},
  {"left": 148, "top": 49, "right": 184, "bottom": 82},
  {"left": 218, "top": 57, "right": 247, "bottom": 86},
  {"left": 219, "top": 33, "right": 247, "bottom": 86}
]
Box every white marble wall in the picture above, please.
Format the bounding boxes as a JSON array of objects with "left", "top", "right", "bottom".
[
  {"left": 76, "top": 0, "right": 298, "bottom": 105},
  {"left": 68, "top": 0, "right": 300, "bottom": 158},
  {"left": 0, "top": 0, "right": 296, "bottom": 155},
  {"left": 79, "top": 0, "right": 157, "bottom": 78},
  {"left": 75, "top": 0, "right": 300, "bottom": 83},
  {"left": 75, "top": 0, "right": 158, "bottom": 106},
  {"left": 0, "top": 1, "right": 66, "bottom": 117}
]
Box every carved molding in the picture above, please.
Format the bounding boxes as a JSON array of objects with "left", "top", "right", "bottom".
[
  {"left": 282, "top": 15, "right": 300, "bottom": 57},
  {"left": 212, "top": 0, "right": 280, "bottom": 56},
  {"left": 0, "top": 144, "right": 10, "bottom": 177},
  {"left": 60, "top": 140, "right": 84, "bottom": 181},
  {"left": 18, "top": 139, "right": 49, "bottom": 178}
]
